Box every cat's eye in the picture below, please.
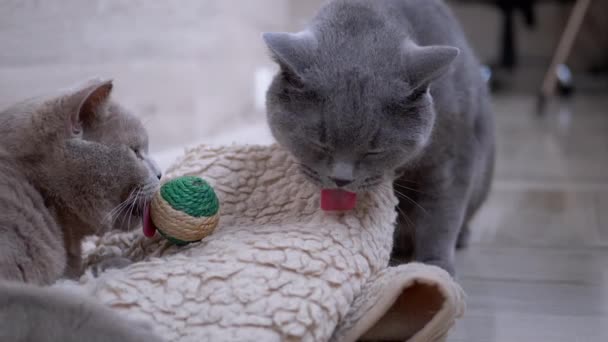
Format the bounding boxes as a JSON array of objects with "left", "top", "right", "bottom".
[
  {"left": 131, "top": 147, "right": 143, "bottom": 159},
  {"left": 365, "top": 150, "right": 385, "bottom": 157},
  {"left": 308, "top": 140, "right": 332, "bottom": 153}
]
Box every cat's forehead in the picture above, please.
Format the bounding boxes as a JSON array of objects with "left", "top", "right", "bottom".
[
  {"left": 310, "top": 65, "right": 411, "bottom": 104},
  {"left": 92, "top": 104, "right": 148, "bottom": 148}
]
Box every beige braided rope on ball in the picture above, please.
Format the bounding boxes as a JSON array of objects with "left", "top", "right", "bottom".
[{"left": 143, "top": 176, "right": 220, "bottom": 245}]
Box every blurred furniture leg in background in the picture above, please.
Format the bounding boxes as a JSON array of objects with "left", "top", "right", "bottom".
[
  {"left": 496, "top": 0, "right": 537, "bottom": 70},
  {"left": 537, "top": 0, "right": 592, "bottom": 113},
  {"left": 455, "top": 0, "right": 540, "bottom": 92}
]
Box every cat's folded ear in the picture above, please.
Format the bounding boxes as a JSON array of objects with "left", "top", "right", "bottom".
[
  {"left": 64, "top": 78, "right": 113, "bottom": 136},
  {"left": 263, "top": 31, "right": 317, "bottom": 81},
  {"left": 402, "top": 41, "right": 460, "bottom": 90}
]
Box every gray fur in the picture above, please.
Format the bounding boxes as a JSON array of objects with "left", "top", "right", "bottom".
[
  {"left": 0, "top": 281, "right": 162, "bottom": 342},
  {"left": 0, "top": 79, "right": 164, "bottom": 341},
  {"left": 265, "top": 0, "right": 495, "bottom": 275}
]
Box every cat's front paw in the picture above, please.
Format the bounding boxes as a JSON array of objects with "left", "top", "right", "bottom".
[
  {"left": 119, "top": 320, "right": 166, "bottom": 342},
  {"left": 91, "top": 256, "right": 133, "bottom": 277}
]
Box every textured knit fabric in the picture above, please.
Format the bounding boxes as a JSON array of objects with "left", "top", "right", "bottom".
[{"left": 71, "top": 144, "right": 465, "bottom": 342}]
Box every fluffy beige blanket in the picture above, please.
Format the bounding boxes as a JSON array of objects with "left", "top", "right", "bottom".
[{"left": 75, "top": 144, "right": 465, "bottom": 342}]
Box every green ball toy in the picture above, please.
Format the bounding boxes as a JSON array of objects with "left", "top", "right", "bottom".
[{"left": 144, "top": 176, "right": 220, "bottom": 245}]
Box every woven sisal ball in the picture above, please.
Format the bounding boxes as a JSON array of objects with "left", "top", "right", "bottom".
[{"left": 150, "top": 176, "right": 220, "bottom": 245}]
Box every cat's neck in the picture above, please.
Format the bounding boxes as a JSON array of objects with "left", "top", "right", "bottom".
[
  {"left": 51, "top": 205, "right": 92, "bottom": 278},
  {"left": 41, "top": 188, "right": 97, "bottom": 253},
  {"left": 7, "top": 152, "right": 95, "bottom": 278}
]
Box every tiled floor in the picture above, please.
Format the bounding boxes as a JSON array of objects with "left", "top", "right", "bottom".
[
  {"left": 1, "top": 1, "right": 608, "bottom": 341},
  {"left": 452, "top": 96, "right": 608, "bottom": 341}
]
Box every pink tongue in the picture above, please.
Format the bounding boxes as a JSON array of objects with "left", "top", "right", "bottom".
[
  {"left": 142, "top": 203, "right": 157, "bottom": 238},
  {"left": 321, "top": 189, "right": 357, "bottom": 211}
]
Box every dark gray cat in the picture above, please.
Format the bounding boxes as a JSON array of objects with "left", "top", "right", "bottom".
[
  {"left": 264, "top": 0, "right": 495, "bottom": 275},
  {"left": 0, "top": 79, "right": 164, "bottom": 341}
]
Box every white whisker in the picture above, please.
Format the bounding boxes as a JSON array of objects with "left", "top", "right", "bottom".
[
  {"left": 111, "top": 186, "right": 141, "bottom": 231},
  {"left": 380, "top": 184, "right": 415, "bottom": 229},
  {"left": 392, "top": 186, "right": 428, "bottom": 216},
  {"left": 393, "top": 182, "right": 425, "bottom": 194},
  {"left": 126, "top": 187, "right": 143, "bottom": 231},
  {"left": 102, "top": 191, "right": 135, "bottom": 233}
]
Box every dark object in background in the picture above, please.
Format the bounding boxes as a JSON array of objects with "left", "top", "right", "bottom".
[
  {"left": 491, "top": 0, "right": 540, "bottom": 93},
  {"left": 496, "top": 0, "right": 537, "bottom": 69},
  {"left": 457, "top": 0, "right": 578, "bottom": 96},
  {"left": 456, "top": 0, "right": 543, "bottom": 93},
  {"left": 457, "top": 0, "right": 541, "bottom": 70}
]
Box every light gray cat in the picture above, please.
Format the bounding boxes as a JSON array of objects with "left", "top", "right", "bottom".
[
  {"left": 0, "top": 79, "right": 164, "bottom": 341},
  {"left": 264, "top": 0, "right": 495, "bottom": 275}
]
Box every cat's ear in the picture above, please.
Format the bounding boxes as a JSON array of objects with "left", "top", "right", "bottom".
[
  {"left": 263, "top": 31, "right": 317, "bottom": 80},
  {"left": 403, "top": 41, "right": 459, "bottom": 90},
  {"left": 64, "top": 78, "right": 113, "bottom": 135}
]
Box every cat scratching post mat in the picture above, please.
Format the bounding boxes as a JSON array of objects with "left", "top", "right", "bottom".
[{"left": 76, "top": 144, "right": 465, "bottom": 342}]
